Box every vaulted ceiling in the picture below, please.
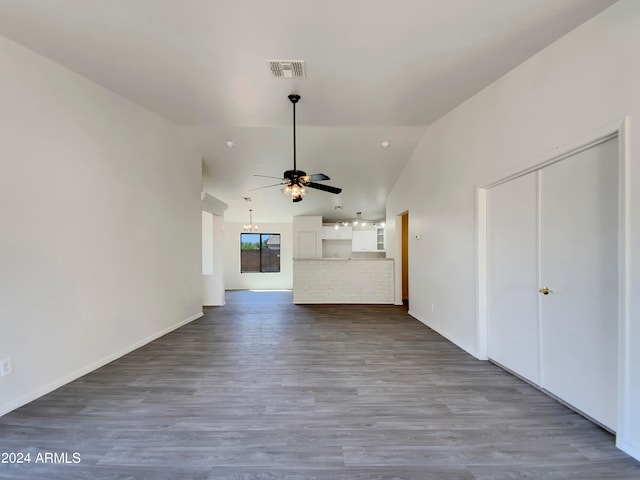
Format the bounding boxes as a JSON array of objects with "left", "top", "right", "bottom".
[{"left": 0, "top": 0, "right": 617, "bottom": 222}]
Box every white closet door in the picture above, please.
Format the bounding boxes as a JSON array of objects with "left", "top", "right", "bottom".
[
  {"left": 540, "top": 138, "right": 618, "bottom": 431},
  {"left": 488, "top": 172, "right": 540, "bottom": 384}
]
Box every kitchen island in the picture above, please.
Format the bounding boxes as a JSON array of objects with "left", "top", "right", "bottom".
[{"left": 293, "top": 258, "right": 394, "bottom": 304}]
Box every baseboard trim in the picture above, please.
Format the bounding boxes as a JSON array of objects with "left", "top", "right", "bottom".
[
  {"left": 617, "top": 439, "right": 640, "bottom": 462},
  {"left": 408, "top": 309, "right": 478, "bottom": 359},
  {"left": 0, "top": 312, "right": 204, "bottom": 417}
]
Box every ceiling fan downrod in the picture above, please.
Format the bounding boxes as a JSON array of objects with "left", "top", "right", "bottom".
[
  {"left": 288, "top": 94, "right": 300, "bottom": 172},
  {"left": 251, "top": 93, "right": 341, "bottom": 202}
]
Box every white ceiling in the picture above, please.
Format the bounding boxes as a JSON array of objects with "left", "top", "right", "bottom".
[{"left": 0, "top": 0, "right": 617, "bottom": 222}]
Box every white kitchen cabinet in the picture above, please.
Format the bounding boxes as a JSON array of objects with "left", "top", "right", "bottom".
[
  {"left": 376, "top": 227, "right": 385, "bottom": 251},
  {"left": 323, "top": 225, "right": 353, "bottom": 240},
  {"left": 352, "top": 230, "right": 377, "bottom": 252}
]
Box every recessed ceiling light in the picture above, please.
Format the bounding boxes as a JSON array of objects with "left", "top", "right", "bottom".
[
  {"left": 380, "top": 141, "right": 390, "bottom": 149},
  {"left": 225, "top": 140, "right": 234, "bottom": 148}
]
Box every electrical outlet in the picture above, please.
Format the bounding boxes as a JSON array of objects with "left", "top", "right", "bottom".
[
  {"left": 431, "top": 303, "right": 435, "bottom": 312},
  {"left": 0, "top": 358, "right": 12, "bottom": 377}
]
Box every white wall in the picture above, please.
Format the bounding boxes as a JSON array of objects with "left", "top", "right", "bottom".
[
  {"left": 386, "top": 0, "right": 640, "bottom": 459},
  {"left": 202, "top": 214, "right": 226, "bottom": 305},
  {"left": 202, "top": 212, "right": 226, "bottom": 306},
  {"left": 202, "top": 211, "right": 215, "bottom": 275},
  {"left": 202, "top": 193, "right": 228, "bottom": 306},
  {"left": 0, "top": 35, "right": 203, "bottom": 414},
  {"left": 224, "top": 222, "right": 293, "bottom": 290}
]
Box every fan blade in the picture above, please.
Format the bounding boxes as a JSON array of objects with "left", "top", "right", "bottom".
[
  {"left": 249, "top": 182, "right": 285, "bottom": 191},
  {"left": 306, "top": 173, "right": 330, "bottom": 181},
  {"left": 306, "top": 182, "right": 342, "bottom": 194},
  {"left": 254, "top": 174, "right": 284, "bottom": 180}
]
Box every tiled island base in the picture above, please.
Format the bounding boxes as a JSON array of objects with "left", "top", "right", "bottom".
[{"left": 293, "top": 258, "right": 394, "bottom": 304}]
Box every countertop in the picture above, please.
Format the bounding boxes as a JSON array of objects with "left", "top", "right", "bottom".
[{"left": 294, "top": 257, "right": 392, "bottom": 261}]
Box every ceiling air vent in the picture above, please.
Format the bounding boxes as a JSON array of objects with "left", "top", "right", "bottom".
[{"left": 268, "top": 60, "right": 306, "bottom": 78}]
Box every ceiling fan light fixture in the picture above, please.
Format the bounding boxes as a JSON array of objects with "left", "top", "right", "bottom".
[{"left": 282, "top": 183, "right": 307, "bottom": 202}]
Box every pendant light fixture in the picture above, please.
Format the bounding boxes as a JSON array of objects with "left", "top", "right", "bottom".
[{"left": 243, "top": 209, "right": 259, "bottom": 232}]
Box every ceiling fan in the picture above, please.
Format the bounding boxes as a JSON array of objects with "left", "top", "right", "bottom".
[{"left": 252, "top": 94, "right": 342, "bottom": 202}]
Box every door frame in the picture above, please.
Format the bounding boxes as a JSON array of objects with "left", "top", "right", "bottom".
[
  {"left": 476, "top": 117, "right": 631, "bottom": 450},
  {"left": 394, "top": 211, "right": 409, "bottom": 306}
]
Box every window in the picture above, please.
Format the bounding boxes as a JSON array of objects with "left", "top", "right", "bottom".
[{"left": 240, "top": 233, "right": 281, "bottom": 273}]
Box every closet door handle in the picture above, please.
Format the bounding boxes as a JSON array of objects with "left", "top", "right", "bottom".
[{"left": 539, "top": 287, "right": 551, "bottom": 295}]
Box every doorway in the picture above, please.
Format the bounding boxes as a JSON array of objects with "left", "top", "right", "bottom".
[
  {"left": 402, "top": 212, "right": 409, "bottom": 306},
  {"left": 394, "top": 211, "right": 409, "bottom": 306}
]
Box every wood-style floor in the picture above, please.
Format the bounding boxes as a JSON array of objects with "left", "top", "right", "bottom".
[{"left": 1, "top": 290, "right": 639, "bottom": 479}]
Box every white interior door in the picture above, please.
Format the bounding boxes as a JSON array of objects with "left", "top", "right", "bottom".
[
  {"left": 488, "top": 172, "right": 540, "bottom": 384},
  {"left": 539, "top": 138, "right": 618, "bottom": 431}
]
